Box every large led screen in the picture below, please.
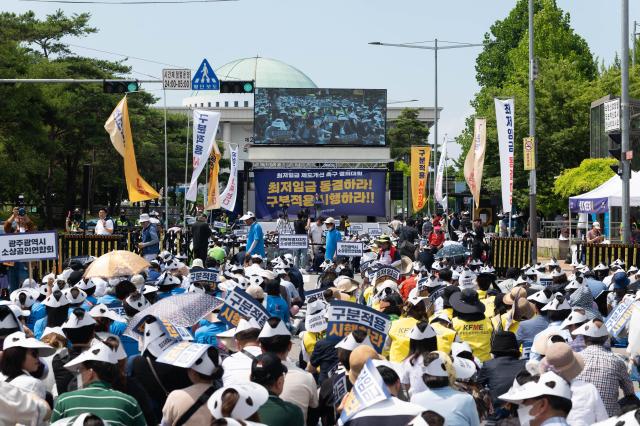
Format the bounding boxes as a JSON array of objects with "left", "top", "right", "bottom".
[{"left": 254, "top": 88, "right": 387, "bottom": 146}]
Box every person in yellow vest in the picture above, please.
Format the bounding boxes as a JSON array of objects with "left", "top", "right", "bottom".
[
  {"left": 301, "top": 300, "right": 328, "bottom": 359},
  {"left": 476, "top": 266, "right": 498, "bottom": 318},
  {"left": 429, "top": 312, "right": 456, "bottom": 354},
  {"left": 491, "top": 287, "right": 529, "bottom": 333},
  {"left": 387, "top": 295, "right": 430, "bottom": 362},
  {"left": 334, "top": 277, "right": 358, "bottom": 303},
  {"left": 399, "top": 322, "right": 438, "bottom": 396},
  {"left": 450, "top": 289, "right": 494, "bottom": 362}
]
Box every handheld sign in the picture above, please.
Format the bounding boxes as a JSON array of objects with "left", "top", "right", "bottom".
[
  {"left": 373, "top": 266, "right": 401, "bottom": 283},
  {"left": 213, "top": 221, "right": 227, "bottom": 229},
  {"left": 368, "top": 228, "right": 382, "bottom": 237},
  {"left": 326, "top": 300, "right": 391, "bottom": 353},
  {"left": 304, "top": 288, "right": 325, "bottom": 303},
  {"left": 350, "top": 223, "right": 363, "bottom": 233},
  {"left": 339, "top": 359, "right": 391, "bottom": 424},
  {"left": 336, "top": 241, "right": 364, "bottom": 257},
  {"left": 0, "top": 231, "right": 58, "bottom": 262},
  {"left": 156, "top": 341, "right": 209, "bottom": 368},
  {"left": 192, "top": 59, "right": 219, "bottom": 91},
  {"left": 278, "top": 235, "right": 308, "bottom": 250},
  {"left": 605, "top": 296, "right": 639, "bottom": 337},
  {"left": 218, "top": 288, "right": 269, "bottom": 328},
  {"left": 189, "top": 268, "right": 219, "bottom": 283}
]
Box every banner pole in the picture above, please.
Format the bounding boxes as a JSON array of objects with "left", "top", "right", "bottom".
[
  {"left": 183, "top": 110, "right": 190, "bottom": 231},
  {"left": 163, "top": 90, "right": 169, "bottom": 228}
]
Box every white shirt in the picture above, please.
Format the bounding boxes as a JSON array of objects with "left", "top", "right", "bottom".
[
  {"left": 400, "top": 355, "right": 427, "bottom": 396},
  {"left": 567, "top": 379, "right": 608, "bottom": 426},
  {"left": 280, "top": 279, "right": 299, "bottom": 301},
  {"left": 309, "top": 223, "right": 323, "bottom": 244},
  {"left": 221, "top": 345, "right": 262, "bottom": 386},
  {"left": 95, "top": 218, "right": 114, "bottom": 235},
  {"left": 281, "top": 360, "right": 319, "bottom": 423},
  {"left": 0, "top": 380, "right": 49, "bottom": 426},
  {"left": 2, "top": 373, "right": 47, "bottom": 400}
]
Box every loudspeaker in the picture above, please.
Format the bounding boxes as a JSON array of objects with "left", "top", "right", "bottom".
[
  {"left": 389, "top": 172, "right": 404, "bottom": 200},
  {"left": 82, "top": 164, "right": 92, "bottom": 210}
]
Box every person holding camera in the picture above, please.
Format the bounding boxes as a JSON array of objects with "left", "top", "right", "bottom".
[{"left": 4, "top": 206, "right": 35, "bottom": 234}]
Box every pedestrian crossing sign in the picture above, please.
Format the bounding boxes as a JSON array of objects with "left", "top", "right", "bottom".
[{"left": 192, "top": 58, "right": 219, "bottom": 91}]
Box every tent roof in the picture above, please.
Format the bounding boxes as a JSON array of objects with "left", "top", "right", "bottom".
[{"left": 569, "top": 171, "right": 640, "bottom": 212}]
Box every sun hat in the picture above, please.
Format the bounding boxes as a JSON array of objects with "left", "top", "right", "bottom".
[
  {"left": 246, "top": 284, "right": 265, "bottom": 300},
  {"left": 532, "top": 329, "right": 570, "bottom": 356},
  {"left": 335, "top": 277, "right": 359, "bottom": 293},
  {"left": 450, "top": 289, "right": 486, "bottom": 315},
  {"left": 491, "top": 331, "right": 520, "bottom": 357},
  {"left": 503, "top": 287, "right": 528, "bottom": 305},
  {"left": 9, "top": 289, "right": 37, "bottom": 309},
  {"left": 541, "top": 293, "right": 571, "bottom": 311},
  {"left": 513, "top": 298, "right": 536, "bottom": 320},
  {"left": 571, "top": 319, "right": 609, "bottom": 338},
  {"left": 541, "top": 342, "right": 585, "bottom": 381},
  {"left": 258, "top": 318, "right": 291, "bottom": 339},
  {"left": 64, "top": 341, "right": 119, "bottom": 370},
  {"left": 239, "top": 211, "right": 255, "bottom": 221},
  {"left": 613, "top": 271, "right": 630, "bottom": 289},
  {"left": 499, "top": 371, "right": 572, "bottom": 404},
  {"left": 348, "top": 345, "right": 382, "bottom": 384},
  {"left": 408, "top": 323, "right": 437, "bottom": 340},
  {"left": 527, "top": 290, "right": 551, "bottom": 305},
  {"left": 139, "top": 213, "right": 151, "bottom": 223},
  {"left": 423, "top": 351, "right": 454, "bottom": 378},
  {"left": 2, "top": 331, "right": 56, "bottom": 357},
  {"left": 89, "top": 304, "right": 125, "bottom": 322},
  {"left": 208, "top": 383, "right": 269, "bottom": 420},
  {"left": 452, "top": 356, "right": 477, "bottom": 380},
  {"left": 217, "top": 318, "right": 262, "bottom": 338},
  {"left": 62, "top": 309, "right": 96, "bottom": 330}
]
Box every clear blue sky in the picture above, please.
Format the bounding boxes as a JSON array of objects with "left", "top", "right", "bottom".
[{"left": 4, "top": 0, "right": 638, "bottom": 161}]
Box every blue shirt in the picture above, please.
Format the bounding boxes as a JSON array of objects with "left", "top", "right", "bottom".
[
  {"left": 266, "top": 295, "right": 290, "bottom": 325},
  {"left": 33, "top": 316, "right": 48, "bottom": 340},
  {"left": 194, "top": 320, "right": 228, "bottom": 346},
  {"left": 411, "top": 386, "right": 480, "bottom": 426},
  {"left": 141, "top": 223, "right": 160, "bottom": 256},
  {"left": 156, "top": 287, "right": 186, "bottom": 300},
  {"left": 515, "top": 314, "right": 549, "bottom": 357},
  {"left": 27, "top": 302, "right": 46, "bottom": 331},
  {"left": 109, "top": 321, "right": 140, "bottom": 357},
  {"left": 246, "top": 221, "right": 265, "bottom": 257},
  {"left": 325, "top": 228, "right": 342, "bottom": 260}
]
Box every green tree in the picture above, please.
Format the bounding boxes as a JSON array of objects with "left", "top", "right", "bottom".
[
  {"left": 387, "top": 108, "right": 430, "bottom": 160},
  {"left": 554, "top": 158, "right": 616, "bottom": 198},
  {"left": 457, "top": 0, "right": 598, "bottom": 215}
]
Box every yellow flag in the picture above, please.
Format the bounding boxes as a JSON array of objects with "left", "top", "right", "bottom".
[
  {"left": 464, "top": 118, "right": 487, "bottom": 208},
  {"left": 104, "top": 96, "right": 159, "bottom": 202},
  {"left": 205, "top": 141, "right": 221, "bottom": 210},
  {"left": 410, "top": 146, "right": 431, "bottom": 212}
]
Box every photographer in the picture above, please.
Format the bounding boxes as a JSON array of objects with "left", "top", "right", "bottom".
[{"left": 4, "top": 206, "right": 36, "bottom": 234}]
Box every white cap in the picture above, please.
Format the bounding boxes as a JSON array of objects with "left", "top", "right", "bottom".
[
  {"left": 155, "top": 272, "right": 181, "bottom": 287},
  {"left": 593, "top": 263, "right": 608, "bottom": 271},
  {"left": 571, "top": 319, "right": 609, "bottom": 338},
  {"left": 324, "top": 217, "right": 336, "bottom": 224},
  {"left": 423, "top": 351, "right": 452, "bottom": 377},
  {"left": 239, "top": 211, "right": 255, "bottom": 221},
  {"left": 2, "top": 331, "right": 55, "bottom": 357},
  {"left": 499, "top": 371, "right": 572, "bottom": 403},
  {"left": 89, "top": 304, "right": 125, "bottom": 322},
  {"left": 125, "top": 293, "right": 151, "bottom": 312},
  {"left": 62, "top": 309, "right": 96, "bottom": 330},
  {"left": 335, "top": 333, "right": 374, "bottom": 351},
  {"left": 0, "top": 303, "right": 23, "bottom": 331},
  {"left": 451, "top": 341, "right": 473, "bottom": 358},
  {"left": 459, "top": 269, "right": 477, "bottom": 290},
  {"left": 208, "top": 383, "right": 269, "bottom": 420},
  {"left": 560, "top": 309, "right": 589, "bottom": 329},
  {"left": 64, "top": 341, "right": 119, "bottom": 370},
  {"left": 43, "top": 291, "right": 70, "bottom": 308},
  {"left": 541, "top": 294, "right": 571, "bottom": 312},
  {"left": 408, "top": 324, "right": 437, "bottom": 340},
  {"left": 188, "top": 283, "right": 206, "bottom": 294},
  {"left": 42, "top": 326, "right": 65, "bottom": 339},
  {"left": 10, "top": 289, "right": 37, "bottom": 308},
  {"left": 75, "top": 279, "right": 95, "bottom": 291},
  {"left": 565, "top": 280, "right": 582, "bottom": 291},
  {"left": 452, "top": 356, "right": 477, "bottom": 380},
  {"left": 527, "top": 290, "right": 550, "bottom": 305},
  {"left": 258, "top": 318, "right": 291, "bottom": 339},
  {"left": 217, "top": 318, "right": 262, "bottom": 338},
  {"left": 62, "top": 287, "right": 87, "bottom": 305},
  {"left": 139, "top": 213, "right": 151, "bottom": 223}
]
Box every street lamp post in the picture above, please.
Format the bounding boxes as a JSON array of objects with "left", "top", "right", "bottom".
[
  {"left": 529, "top": 0, "right": 538, "bottom": 263},
  {"left": 369, "top": 39, "right": 483, "bottom": 213},
  {"left": 622, "top": 0, "right": 631, "bottom": 242}
]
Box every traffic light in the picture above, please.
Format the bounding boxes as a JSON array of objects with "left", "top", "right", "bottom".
[
  {"left": 608, "top": 133, "right": 622, "bottom": 175},
  {"left": 219, "top": 80, "right": 254, "bottom": 94},
  {"left": 103, "top": 80, "right": 139, "bottom": 94}
]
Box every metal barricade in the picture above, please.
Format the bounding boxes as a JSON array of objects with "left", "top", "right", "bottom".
[
  {"left": 490, "top": 237, "right": 532, "bottom": 276},
  {"left": 577, "top": 242, "right": 640, "bottom": 268}
]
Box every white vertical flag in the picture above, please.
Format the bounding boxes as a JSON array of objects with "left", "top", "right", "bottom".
[
  {"left": 494, "top": 98, "right": 515, "bottom": 214},
  {"left": 186, "top": 110, "right": 221, "bottom": 202},
  {"left": 435, "top": 139, "right": 447, "bottom": 207},
  {"left": 218, "top": 145, "right": 239, "bottom": 212}
]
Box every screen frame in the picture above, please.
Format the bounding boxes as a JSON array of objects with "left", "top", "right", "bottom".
[{"left": 252, "top": 87, "right": 388, "bottom": 147}]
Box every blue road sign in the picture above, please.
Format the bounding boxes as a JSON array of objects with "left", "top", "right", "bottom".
[{"left": 192, "top": 58, "right": 219, "bottom": 91}]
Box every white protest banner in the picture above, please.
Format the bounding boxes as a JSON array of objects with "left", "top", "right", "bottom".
[
  {"left": 339, "top": 359, "right": 391, "bottom": 424},
  {"left": 350, "top": 223, "right": 363, "bottom": 233},
  {"left": 337, "top": 241, "right": 364, "bottom": 257},
  {"left": 368, "top": 228, "right": 382, "bottom": 237},
  {"left": 219, "top": 145, "right": 239, "bottom": 211},
  {"left": 156, "top": 341, "right": 209, "bottom": 368},
  {"left": 189, "top": 268, "right": 219, "bottom": 283},
  {"left": 326, "top": 301, "right": 391, "bottom": 353},
  {"left": 187, "top": 110, "right": 221, "bottom": 201},
  {"left": 278, "top": 235, "right": 309, "bottom": 250},
  {"left": 218, "top": 288, "right": 269, "bottom": 328},
  {"left": 495, "top": 98, "right": 515, "bottom": 214},
  {"left": 605, "top": 296, "right": 639, "bottom": 337},
  {"left": 0, "top": 231, "right": 58, "bottom": 262},
  {"left": 434, "top": 139, "right": 447, "bottom": 206}
]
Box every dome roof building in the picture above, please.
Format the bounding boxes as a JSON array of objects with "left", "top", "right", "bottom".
[{"left": 215, "top": 57, "right": 317, "bottom": 88}]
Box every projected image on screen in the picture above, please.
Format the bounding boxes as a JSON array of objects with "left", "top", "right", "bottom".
[{"left": 254, "top": 88, "right": 387, "bottom": 146}]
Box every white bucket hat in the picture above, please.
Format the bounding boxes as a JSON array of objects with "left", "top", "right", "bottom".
[
  {"left": 499, "top": 371, "right": 571, "bottom": 403},
  {"left": 89, "top": 303, "right": 125, "bottom": 322},
  {"left": 207, "top": 383, "right": 269, "bottom": 420},
  {"left": 560, "top": 309, "right": 588, "bottom": 329},
  {"left": 64, "top": 341, "right": 119, "bottom": 370},
  {"left": 571, "top": 319, "right": 609, "bottom": 338},
  {"left": 2, "top": 331, "right": 56, "bottom": 357}
]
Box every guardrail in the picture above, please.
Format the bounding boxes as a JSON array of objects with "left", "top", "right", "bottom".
[
  {"left": 577, "top": 242, "right": 640, "bottom": 268},
  {"left": 490, "top": 237, "right": 532, "bottom": 276}
]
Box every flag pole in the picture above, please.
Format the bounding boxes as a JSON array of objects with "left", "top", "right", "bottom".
[
  {"left": 183, "top": 110, "right": 190, "bottom": 231},
  {"left": 163, "top": 90, "right": 169, "bottom": 228}
]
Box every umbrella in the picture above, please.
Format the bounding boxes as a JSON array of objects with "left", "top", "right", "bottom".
[
  {"left": 434, "top": 242, "right": 468, "bottom": 260},
  {"left": 83, "top": 250, "right": 150, "bottom": 279},
  {"left": 124, "top": 292, "right": 223, "bottom": 341}
]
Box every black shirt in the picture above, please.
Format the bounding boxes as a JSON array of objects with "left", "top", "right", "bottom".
[
  {"left": 191, "top": 221, "right": 212, "bottom": 251},
  {"left": 294, "top": 219, "right": 307, "bottom": 234}
]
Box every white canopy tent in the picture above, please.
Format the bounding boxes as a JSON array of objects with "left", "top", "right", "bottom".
[{"left": 568, "top": 171, "right": 640, "bottom": 241}]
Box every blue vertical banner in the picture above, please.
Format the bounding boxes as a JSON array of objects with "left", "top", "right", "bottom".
[{"left": 253, "top": 168, "right": 386, "bottom": 219}]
